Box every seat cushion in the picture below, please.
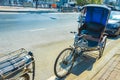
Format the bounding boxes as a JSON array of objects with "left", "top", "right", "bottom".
[
  {"left": 81, "top": 30, "right": 101, "bottom": 38},
  {"left": 86, "top": 22, "right": 104, "bottom": 32},
  {"left": 87, "top": 40, "right": 98, "bottom": 47},
  {"left": 80, "top": 30, "right": 99, "bottom": 47}
]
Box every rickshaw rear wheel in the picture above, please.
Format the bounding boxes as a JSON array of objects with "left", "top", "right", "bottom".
[
  {"left": 98, "top": 37, "right": 107, "bottom": 59},
  {"left": 19, "top": 73, "right": 30, "bottom": 80},
  {"left": 54, "top": 48, "right": 75, "bottom": 78}
]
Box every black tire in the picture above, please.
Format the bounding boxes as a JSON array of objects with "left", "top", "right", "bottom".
[
  {"left": 119, "top": 28, "right": 120, "bottom": 35},
  {"left": 32, "top": 59, "right": 35, "bottom": 80},
  {"left": 98, "top": 37, "right": 107, "bottom": 59},
  {"left": 19, "top": 73, "right": 30, "bottom": 80},
  {"left": 54, "top": 48, "right": 75, "bottom": 78}
]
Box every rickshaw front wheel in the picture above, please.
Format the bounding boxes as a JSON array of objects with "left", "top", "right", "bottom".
[{"left": 54, "top": 48, "right": 75, "bottom": 78}]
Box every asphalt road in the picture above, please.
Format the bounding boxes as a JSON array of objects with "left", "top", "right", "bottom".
[
  {"left": 0, "top": 12, "right": 79, "bottom": 80},
  {"left": 0, "top": 12, "right": 79, "bottom": 53}
]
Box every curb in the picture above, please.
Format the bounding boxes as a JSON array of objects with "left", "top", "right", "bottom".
[{"left": 0, "top": 10, "right": 57, "bottom": 13}]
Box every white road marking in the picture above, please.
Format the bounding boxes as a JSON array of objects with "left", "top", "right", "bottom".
[{"left": 27, "top": 28, "right": 46, "bottom": 32}]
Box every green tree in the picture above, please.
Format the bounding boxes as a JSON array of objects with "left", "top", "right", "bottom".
[
  {"left": 76, "top": 0, "right": 102, "bottom": 5},
  {"left": 88, "top": 0, "right": 102, "bottom": 4},
  {"left": 76, "top": 0, "right": 88, "bottom": 6},
  {"left": 97, "top": 0, "right": 102, "bottom": 4}
]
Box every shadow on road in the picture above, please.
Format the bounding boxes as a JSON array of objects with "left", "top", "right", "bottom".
[
  {"left": 54, "top": 54, "right": 97, "bottom": 80},
  {"left": 70, "top": 54, "right": 96, "bottom": 76},
  {"left": 108, "top": 35, "right": 120, "bottom": 40}
]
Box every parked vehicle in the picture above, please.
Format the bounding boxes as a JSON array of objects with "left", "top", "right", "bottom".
[
  {"left": 54, "top": 4, "right": 111, "bottom": 78},
  {"left": 105, "top": 11, "right": 120, "bottom": 36}
]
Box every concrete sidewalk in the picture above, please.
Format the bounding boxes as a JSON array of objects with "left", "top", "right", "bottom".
[
  {"left": 92, "top": 51, "right": 120, "bottom": 80},
  {"left": 0, "top": 6, "right": 57, "bottom": 13}
]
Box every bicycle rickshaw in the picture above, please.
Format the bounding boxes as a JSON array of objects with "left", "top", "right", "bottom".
[
  {"left": 54, "top": 4, "right": 111, "bottom": 78},
  {"left": 0, "top": 48, "right": 35, "bottom": 80}
]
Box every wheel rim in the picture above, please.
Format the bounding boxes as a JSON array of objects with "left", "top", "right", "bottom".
[{"left": 55, "top": 48, "right": 74, "bottom": 78}]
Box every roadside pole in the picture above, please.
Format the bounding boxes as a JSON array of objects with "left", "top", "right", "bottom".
[{"left": 35, "top": 0, "right": 38, "bottom": 9}]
